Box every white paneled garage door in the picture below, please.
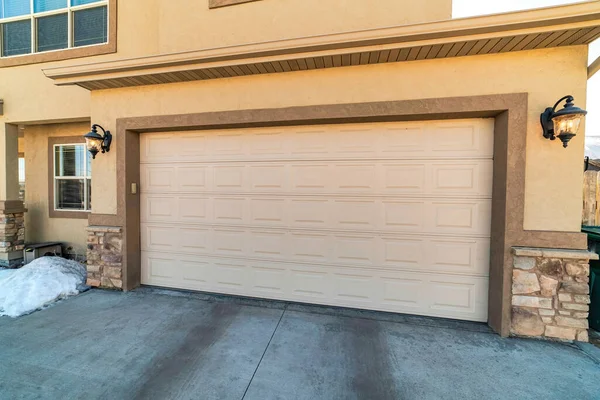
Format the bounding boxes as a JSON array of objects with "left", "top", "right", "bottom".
[{"left": 140, "top": 119, "right": 493, "bottom": 322}]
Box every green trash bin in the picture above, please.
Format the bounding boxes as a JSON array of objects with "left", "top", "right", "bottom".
[{"left": 581, "top": 227, "right": 600, "bottom": 331}]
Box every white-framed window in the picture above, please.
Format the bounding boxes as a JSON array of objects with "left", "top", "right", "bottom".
[
  {"left": 0, "top": 0, "right": 108, "bottom": 58},
  {"left": 53, "top": 143, "right": 91, "bottom": 211}
]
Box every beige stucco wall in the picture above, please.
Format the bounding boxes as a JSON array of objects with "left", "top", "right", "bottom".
[
  {"left": 0, "top": 0, "right": 590, "bottom": 244},
  {"left": 156, "top": 0, "right": 453, "bottom": 53},
  {"left": 0, "top": 0, "right": 450, "bottom": 124},
  {"left": 23, "top": 122, "right": 90, "bottom": 255},
  {"left": 86, "top": 45, "right": 588, "bottom": 232}
]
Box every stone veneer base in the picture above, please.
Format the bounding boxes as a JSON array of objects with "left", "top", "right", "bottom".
[
  {"left": 86, "top": 226, "right": 123, "bottom": 290},
  {"left": 0, "top": 210, "right": 25, "bottom": 268},
  {"left": 510, "top": 247, "right": 597, "bottom": 343}
]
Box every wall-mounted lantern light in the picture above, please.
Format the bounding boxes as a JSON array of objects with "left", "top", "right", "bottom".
[
  {"left": 84, "top": 124, "right": 112, "bottom": 159},
  {"left": 541, "top": 95, "right": 587, "bottom": 148}
]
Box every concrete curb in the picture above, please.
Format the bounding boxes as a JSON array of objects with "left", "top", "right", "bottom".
[{"left": 575, "top": 342, "right": 600, "bottom": 364}]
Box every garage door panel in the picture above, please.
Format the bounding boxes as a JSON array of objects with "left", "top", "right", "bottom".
[
  {"left": 290, "top": 129, "right": 330, "bottom": 155},
  {"left": 139, "top": 120, "right": 494, "bottom": 164},
  {"left": 431, "top": 160, "right": 493, "bottom": 196},
  {"left": 332, "top": 200, "right": 378, "bottom": 229},
  {"left": 180, "top": 228, "right": 211, "bottom": 254},
  {"left": 180, "top": 260, "right": 212, "bottom": 286},
  {"left": 214, "top": 260, "right": 247, "bottom": 289},
  {"left": 213, "top": 197, "right": 245, "bottom": 223},
  {"left": 333, "top": 272, "right": 376, "bottom": 305},
  {"left": 335, "top": 164, "right": 377, "bottom": 192},
  {"left": 249, "top": 164, "right": 286, "bottom": 190},
  {"left": 141, "top": 225, "right": 177, "bottom": 252},
  {"left": 290, "top": 267, "right": 331, "bottom": 300},
  {"left": 291, "top": 164, "right": 331, "bottom": 191},
  {"left": 142, "top": 227, "right": 489, "bottom": 277},
  {"left": 213, "top": 229, "right": 246, "bottom": 255},
  {"left": 140, "top": 119, "right": 493, "bottom": 322},
  {"left": 430, "top": 121, "right": 494, "bottom": 156},
  {"left": 250, "top": 230, "right": 287, "bottom": 258},
  {"left": 212, "top": 132, "right": 245, "bottom": 156},
  {"left": 429, "top": 200, "right": 491, "bottom": 235},
  {"left": 213, "top": 166, "right": 246, "bottom": 190},
  {"left": 179, "top": 197, "right": 210, "bottom": 221},
  {"left": 142, "top": 196, "right": 177, "bottom": 221},
  {"left": 250, "top": 198, "right": 286, "bottom": 224},
  {"left": 333, "top": 235, "right": 377, "bottom": 265},
  {"left": 289, "top": 199, "right": 330, "bottom": 227},
  {"left": 428, "top": 276, "right": 488, "bottom": 318},
  {"left": 141, "top": 166, "right": 176, "bottom": 192},
  {"left": 141, "top": 251, "right": 489, "bottom": 322},
  {"left": 250, "top": 265, "right": 287, "bottom": 295},
  {"left": 248, "top": 131, "right": 287, "bottom": 155},
  {"left": 140, "top": 161, "right": 492, "bottom": 198},
  {"left": 290, "top": 232, "right": 330, "bottom": 260},
  {"left": 380, "top": 125, "right": 425, "bottom": 154},
  {"left": 177, "top": 167, "right": 208, "bottom": 191},
  {"left": 383, "top": 164, "right": 427, "bottom": 192}
]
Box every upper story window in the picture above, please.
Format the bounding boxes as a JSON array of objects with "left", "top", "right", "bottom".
[{"left": 0, "top": 0, "right": 107, "bottom": 58}]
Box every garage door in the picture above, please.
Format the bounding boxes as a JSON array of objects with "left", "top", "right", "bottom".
[{"left": 140, "top": 119, "right": 493, "bottom": 322}]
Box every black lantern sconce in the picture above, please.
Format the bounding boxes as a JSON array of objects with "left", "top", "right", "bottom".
[
  {"left": 84, "top": 124, "right": 112, "bottom": 159},
  {"left": 541, "top": 95, "right": 587, "bottom": 148}
]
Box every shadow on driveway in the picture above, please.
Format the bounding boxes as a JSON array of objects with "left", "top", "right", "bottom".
[{"left": 0, "top": 288, "right": 598, "bottom": 400}]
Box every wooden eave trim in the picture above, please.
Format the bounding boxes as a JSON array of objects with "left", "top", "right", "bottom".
[
  {"left": 589, "top": 55, "right": 600, "bottom": 79},
  {"left": 43, "top": 2, "right": 600, "bottom": 87}
]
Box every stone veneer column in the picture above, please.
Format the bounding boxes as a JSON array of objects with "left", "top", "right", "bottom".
[
  {"left": 0, "top": 200, "right": 25, "bottom": 267},
  {"left": 86, "top": 226, "right": 123, "bottom": 289},
  {"left": 510, "top": 247, "right": 597, "bottom": 342}
]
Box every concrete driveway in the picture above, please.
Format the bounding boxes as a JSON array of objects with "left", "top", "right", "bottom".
[{"left": 0, "top": 289, "right": 598, "bottom": 400}]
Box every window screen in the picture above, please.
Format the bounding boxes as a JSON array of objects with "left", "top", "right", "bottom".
[
  {"left": 73, "top": 6, "right": 107, "bottom": 47},
  {"left": 37, "top": 13, "right": 68, "bottom": 52},
  {"left": 2, "top": 19, "right": 31, "bottom": 57}
]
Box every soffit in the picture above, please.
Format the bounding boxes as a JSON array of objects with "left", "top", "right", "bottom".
[{"left": 43, "top": 1, "right": 600, "bottom": 91}]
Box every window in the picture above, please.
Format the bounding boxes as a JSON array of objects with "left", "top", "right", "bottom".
[
  {"left": 0, "top": 0, "right": 107, "bottom": 58},
  {"left": 18, "top": 157, "right": 24, "bottom": 201},
  {"left": 53, "top": 143, "right": 91, "bottom": 212}
]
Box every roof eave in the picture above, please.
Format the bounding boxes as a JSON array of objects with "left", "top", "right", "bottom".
[{"left": 43, "top": 1, "right": 600, "bottom": 89}]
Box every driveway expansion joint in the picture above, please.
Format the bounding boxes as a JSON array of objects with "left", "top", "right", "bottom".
[{"left": 240, "top": 305, "right": 287, "bottom": 400}]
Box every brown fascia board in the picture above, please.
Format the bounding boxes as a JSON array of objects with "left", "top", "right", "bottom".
[{"left": 43, "top": 1, "right": 600, "bottom": 84}]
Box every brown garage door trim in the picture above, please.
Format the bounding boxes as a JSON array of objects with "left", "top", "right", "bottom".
[{"left": 90, "top": 93, "right": 587, "bottom": 337}]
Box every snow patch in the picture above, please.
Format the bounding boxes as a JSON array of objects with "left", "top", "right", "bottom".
[{"left": 0, "top": 257, "right": 88, "bottom": 318}]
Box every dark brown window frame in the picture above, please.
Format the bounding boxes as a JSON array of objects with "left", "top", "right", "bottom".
[
  {"left": 209, "top": 0, "right": 262, "bottom": 9},
  {"left": 48, "top": 136, "right": 90, "bottom": 219},
  {"left": 0, "top": 0, "right": 117, "bottom": 68}
]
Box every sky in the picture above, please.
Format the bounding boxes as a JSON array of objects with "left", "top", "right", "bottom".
[{"left": 453, "top": 0, "right": 600, "bottom": 137}]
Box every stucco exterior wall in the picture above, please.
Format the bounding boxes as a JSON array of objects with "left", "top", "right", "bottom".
[
  {"left": 23, "top": 122, "right": 90, "bottom": 256},
  {"left": 86, "top": 45, "right": 589, "bottom": 233},
  {"left": 155, "top": 0, "right": 453, "bottom": 53},
  {"left": 0, "top": 0, "right": 450, "bottom": 124}
]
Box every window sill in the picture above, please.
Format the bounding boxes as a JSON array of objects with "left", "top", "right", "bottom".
[
  {"left": 0, "top": 42, "right": 116, "bottom": 68},
  {"left": 49, "top": 210, "right": 90, "bottom": 219},
  {"left": 209, "top": 0, "right": 261, "bottom": 9}
]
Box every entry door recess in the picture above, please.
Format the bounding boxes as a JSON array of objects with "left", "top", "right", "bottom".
[{"left": 140, "top": 119, "right": 494, "bottom": 322}]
